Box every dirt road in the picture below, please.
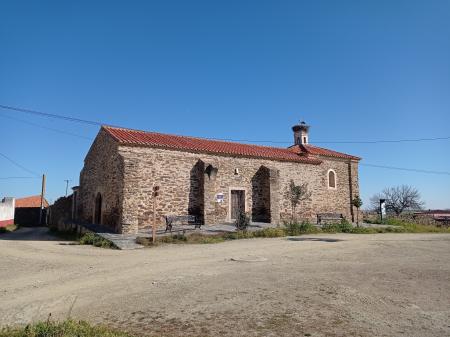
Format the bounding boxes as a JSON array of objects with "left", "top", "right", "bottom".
[{"left": 1, "top": 227, "right": 449, "bottom": 337}]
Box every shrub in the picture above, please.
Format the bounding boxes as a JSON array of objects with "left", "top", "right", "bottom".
[{"left": 235, "top": 210, "right": 251, "bottom": 231}]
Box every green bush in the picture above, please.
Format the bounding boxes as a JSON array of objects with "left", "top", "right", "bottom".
[
  {"left": 235, "top": 210, "right": 251, "bottom": 231},
  {"left": 0, "top": 319, "right": 134, "bottom": 337},
  {"left": 284, "top": 221, "right": 317, "bottom": 235}
]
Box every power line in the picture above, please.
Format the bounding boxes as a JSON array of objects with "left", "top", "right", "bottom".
[
  {"left": 1, "top": 103, "right": 449, "bottom": 145},
  {"left": 0, "top": 176, "right": 38, "bottom": 180},
  {"left": 0, "top": 104, "right": 104, "bottom": 126},
  {"left": 361, "top": 163, "right": 450, "bottom": 176},
  {"left": 0, "top": 113, "right": 93, "bottom": 140},
  {"left": 0, "top": 152, "right": 40, "bottom": 177}
]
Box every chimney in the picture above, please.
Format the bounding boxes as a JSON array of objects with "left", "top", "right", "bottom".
[{"left": 292, "top": 121, "right": 310, "bottom": 145}]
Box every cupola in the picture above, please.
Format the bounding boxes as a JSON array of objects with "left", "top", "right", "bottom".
[{"left": 292, "top": 121, "right": 310, "bottom": 145}]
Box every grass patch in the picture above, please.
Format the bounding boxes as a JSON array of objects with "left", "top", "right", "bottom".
[
  {"left": 0, "top": 319, "right": 135, "bottom": 337},
  {"left": 284, "top": 221, "right": 319, "bottom": 235},
  {"left": 384, "top": 218, "right": 450, "bottom": 233},
  {"left": 138, "top": 218, "right": 450, "bottom": 247},
  {"left": 0, "top": 224, "right": 19, "bottom": 234},
  {"left": 48, "top": 229, "right": 117, "bottom": 249}
]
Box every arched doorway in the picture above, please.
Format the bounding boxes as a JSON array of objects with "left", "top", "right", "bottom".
[{"left": 94, "top": 192, "right": 102, "bottom": 224}]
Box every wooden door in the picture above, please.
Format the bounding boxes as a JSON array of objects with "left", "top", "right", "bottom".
[{"left": 231, "top": 190, "right": 245, "bottom": 220}]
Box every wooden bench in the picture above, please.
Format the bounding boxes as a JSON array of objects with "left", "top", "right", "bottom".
[
  {"left": 317, "top": 213, "right": 344, "bottom": 226},
  {"left": 164, "top": 215, "right": 202, "bottom": 232}
]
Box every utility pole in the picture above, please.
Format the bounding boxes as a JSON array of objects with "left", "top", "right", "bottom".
[
  {"left": 39, "top": 174, "right": 46, "bottom": 225},
  {"left": 64, "top": 179, "right": 70, "bottom": 196}
]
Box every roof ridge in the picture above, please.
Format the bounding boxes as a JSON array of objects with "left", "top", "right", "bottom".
[
  {"left": 102, "top": 126, "right": 359, "bottom": 163},
  {"left": 103, "top": 125, "right": 294, "bottom": 152}
]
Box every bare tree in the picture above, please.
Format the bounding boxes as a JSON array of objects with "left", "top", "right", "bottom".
[
  {"left": 369, "top": 193, "right": 384, "bottom": 212},
  {"left": 286, "top": 180, "right": 312, "bottom": 221},
  {"left": 370, "top": 185, "right": 424, "bottom": 215}
]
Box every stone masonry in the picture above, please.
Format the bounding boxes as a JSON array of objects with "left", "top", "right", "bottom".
[{"left": 77, "top": 124, "right": 360, "bottom": 234}]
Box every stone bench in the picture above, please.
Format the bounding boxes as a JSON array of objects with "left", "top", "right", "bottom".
[
  {"left": 316, "top": 213, "right": 344, "bottom": 225},
  {"left": 164, "top": 215, "right": 202, "bottom": 232}
]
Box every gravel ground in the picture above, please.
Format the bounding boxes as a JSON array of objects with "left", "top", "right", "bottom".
[{"left": 1, "top": 227, "right": 449, "bottom": 337}]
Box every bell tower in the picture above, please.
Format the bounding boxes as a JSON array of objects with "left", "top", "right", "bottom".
[{"left": 292, "top": 121, "right": 310, "bottom": 145}]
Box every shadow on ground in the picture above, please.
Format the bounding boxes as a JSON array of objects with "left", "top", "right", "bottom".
[
  {"left": 0, "top": 227, "right": 72, "bottom": 241},
  {"left": 287, "top": 237, "right": 343, "bottom": 242}
]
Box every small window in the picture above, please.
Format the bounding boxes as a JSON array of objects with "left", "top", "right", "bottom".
[
  {"left": 328, "top": 170, "right": 336, "bottom": 189},
  {"left": 303, "top": 136, "right": 307, "bottom": 144},
  {"left": 234, "top": 168, "right": 239, "bottom": 175}
]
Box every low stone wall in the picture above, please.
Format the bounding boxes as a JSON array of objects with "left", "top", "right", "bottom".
[{"left": 48, "top": 196, "right": 72, "bottom": 229}]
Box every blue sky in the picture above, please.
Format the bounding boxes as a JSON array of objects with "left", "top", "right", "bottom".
[{"left": 0, "top": 0, "right": 449, "bottom": 208}]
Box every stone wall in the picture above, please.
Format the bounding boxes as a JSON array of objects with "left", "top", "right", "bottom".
[
  {"left": 116, "top": 145, "right": 359, "bottom": 233},
  {"left": 78, "top": 129, "right": 124, "bottom": 232},
  {"left": 48, "top": 195, "right": 72, "bottom": 230}
]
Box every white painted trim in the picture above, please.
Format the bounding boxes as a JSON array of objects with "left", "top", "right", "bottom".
[
  {"left": 327, "top": 169, "right": 337, "bottom": 190},
  {"left": 228, "top": 187, "right": 247, "bottom": 222}
]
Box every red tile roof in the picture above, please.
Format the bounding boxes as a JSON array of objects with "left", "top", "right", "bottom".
[
  {"left": 288, "top": 144, "right": 361, "bottom": 160},
  {"left": 15, "top": 195, "right": 49, "bottom": 208},
  {"left": 103, "top": 126, "right": 359, "bottom": 164}
]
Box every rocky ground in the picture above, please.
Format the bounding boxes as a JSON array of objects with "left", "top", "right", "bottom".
[{"left": 1, "top": 227, "right": 449, "bottom": 337}]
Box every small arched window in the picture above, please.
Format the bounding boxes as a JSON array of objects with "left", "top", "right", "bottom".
[{"left": 327, "top": 170, "right": 336, "bottom": 189}]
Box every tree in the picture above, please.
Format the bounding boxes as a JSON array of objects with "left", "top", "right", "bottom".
[
  {"left": 351, "top": 195, "right": 363, "bottom": 226},
  {"left": 286, "top": 180, "right": 312, "bottom": 221},
  {"left": 370, "top": 185, "right": 424, "bottom": 216}
]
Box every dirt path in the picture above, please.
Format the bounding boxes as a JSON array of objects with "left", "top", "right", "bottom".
[{"left": 1, "top": 228, "right": 449, "bottom": 337}]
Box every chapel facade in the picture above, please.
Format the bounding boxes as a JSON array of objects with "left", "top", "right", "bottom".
[{"left": 76, "top": 122, "right": 360, "bottom": 233}]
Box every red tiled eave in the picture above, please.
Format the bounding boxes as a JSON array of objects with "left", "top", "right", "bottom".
[
  {"left": 288, "top": 144, "right": 360, "bottom": 161},
  {"left": 102, "top": 126, "right": 323, "bottom": 164}
]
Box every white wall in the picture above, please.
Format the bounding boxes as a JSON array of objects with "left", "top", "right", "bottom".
[{"left": 0, "top": 197, "right": 15, "bottom": 225}]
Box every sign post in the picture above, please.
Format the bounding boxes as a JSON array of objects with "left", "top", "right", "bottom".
[
  {"left": 152, "top": 186, "right": 160, "bottom": 243},
  {"left": 380, "top": 199, "right": 386, "bottom": 222}
]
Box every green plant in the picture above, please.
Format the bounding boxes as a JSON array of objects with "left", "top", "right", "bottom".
[
  {"left": 352, "top": 195, "right": 363, "bottom": 226},
  {"left": 235, "top": 210, "right": 250, "bottom": 231},
  {"left": 285, "top": 180, "right": 312, "bottom": 221}
]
